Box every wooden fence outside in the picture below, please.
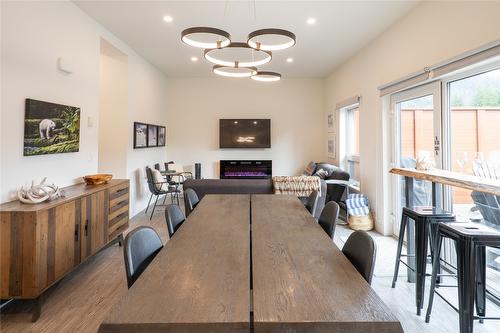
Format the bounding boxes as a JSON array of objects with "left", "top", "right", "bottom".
[{"left": 401, "top": 107, "right": 500, "bottom": 204}]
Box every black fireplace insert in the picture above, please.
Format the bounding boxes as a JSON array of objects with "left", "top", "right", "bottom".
[{"left": 220, "top": 160, "right": 272, "bottom": 179}]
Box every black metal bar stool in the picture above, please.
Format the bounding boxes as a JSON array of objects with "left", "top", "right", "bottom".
[
  {"left": 426, "top": 222, "right": 500, "bottom": 333},
  {"left": 392, "top": 206, "right": 455, "bottom": 315}
]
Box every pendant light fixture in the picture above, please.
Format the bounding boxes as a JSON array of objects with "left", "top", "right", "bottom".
[
  {"left": 180, "top": 5, "right": 295, "bottom": 82},
  {"left": 251, "top": 71, "right": 281, "bottom": 82},
  {"left": 213, "top": 65, "right": 257, "bottom": 78},
  {"left": 204, "top": 42, "right": 272, "bottom": 68},
  {"left": 247, "top": 28, "right": 296, "bottom": 51},
  {"left": 181, "top": 27, "right": 231, "bottom": 49}
]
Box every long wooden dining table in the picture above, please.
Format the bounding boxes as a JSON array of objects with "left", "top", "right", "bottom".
[{"left": 99, "top": 194, "right": 403, "bottom": 333}]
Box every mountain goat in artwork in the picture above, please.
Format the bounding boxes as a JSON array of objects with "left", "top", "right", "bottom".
[{"left": 39, "top": 119, "right": 56, "bottom": 139}]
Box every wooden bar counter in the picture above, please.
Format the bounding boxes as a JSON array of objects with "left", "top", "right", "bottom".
[{"left": 390, "top": 167, "right": 500, "bottom": 196}]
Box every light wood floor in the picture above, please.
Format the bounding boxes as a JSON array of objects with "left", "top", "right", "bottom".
[{"left": 1, "top": 205, "right": 499, "bottom": 333}]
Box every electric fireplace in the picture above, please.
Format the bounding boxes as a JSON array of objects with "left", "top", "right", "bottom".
[{"left": 220, "top": 160, "right": 272, "bottom": 179}]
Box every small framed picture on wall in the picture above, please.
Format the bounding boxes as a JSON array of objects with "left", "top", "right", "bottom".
[
  {"left": 147, "top": 125, "right": 158, "bottom": 147},
  {"left": 327, "top": 110, "right": 335, "bottom": 132},
  {"left": 157, "top": 126, "right": 166, "bottom": 147},
  {"left": 133, "top": 122, "right": 148, "bottom": 148},
  {"left": 327, "top": 133, "right": 336, "bottom": 159}
]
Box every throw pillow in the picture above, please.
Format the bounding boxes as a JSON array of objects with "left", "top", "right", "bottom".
[
  {"left": 303, "top": 161, "right": 316, "bottom": 176},
  {"left": 151, "top": 169, "right": 165, "bottom": 191},
  {"left": 314, "top": 168, "right": 328, "bottom": 179}
]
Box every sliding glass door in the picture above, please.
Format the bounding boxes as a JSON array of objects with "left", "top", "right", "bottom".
[
  {"left": 390, "top": 82, "right": 442, "bottom": 235},
  {"left": 443, "top": 65, "right": 500, "bottom": 298},
  {"left": 390, "top": 62, "right": 500, "bottom": 298}
]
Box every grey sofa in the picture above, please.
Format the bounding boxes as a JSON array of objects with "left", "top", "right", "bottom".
[{"left": 183, "top": 178, "right": 327, "bottom": 218}]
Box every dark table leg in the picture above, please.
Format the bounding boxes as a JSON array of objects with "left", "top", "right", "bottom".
[
  {"left": 431, "top": 182, "right": 437, "bottom": 207},
  {"left": 405, "top": 176, "right": 416, "bottom": 283},
  {"left": 415, "top": 218, "right": 429, "bottom": 315},
  {"left": 456, "top": 239, "right": 476, "bottom": 333},
  {"left": 476, "top": 246, "right": 486, "bottom": 323}
]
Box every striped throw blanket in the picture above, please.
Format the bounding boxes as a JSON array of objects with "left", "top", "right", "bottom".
[
  {"left": 272, "top": 176, "right": 321, "bottom": 197},
  {"left": 346, "top": 194, "right": 370, "bottom": 216}
]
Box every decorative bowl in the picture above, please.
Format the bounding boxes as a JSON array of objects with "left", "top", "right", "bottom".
[{"left": 83, "top": 174, "right": 113, "bottom": 185}]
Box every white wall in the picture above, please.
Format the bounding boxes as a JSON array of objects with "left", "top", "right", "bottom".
[
  {"left": 0, "top": 1, "right": 168, "bottom": 217},
  {"left": 98, "top": 40, "right": 128, "bottom": 178},
  {"left": 126, "top": 56, "right": 169, "bottom": 216},
  {"left": 1, "top": 1, "right": 100, "bottom": 202},
  {"left": 166, "top": 78, "right": 324, "bottom": 178},
  {"left": 324, "top": 1, "right": 500, "bottom": 234}
]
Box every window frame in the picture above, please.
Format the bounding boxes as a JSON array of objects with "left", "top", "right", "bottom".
[{"left": 340, "top": 103, "right": 360, "bottom": 184}]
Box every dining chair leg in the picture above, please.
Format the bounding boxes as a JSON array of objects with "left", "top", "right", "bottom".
[
  {"left": 162, "top": 194, "right": 167, "bottom": 205},
  {"left": 145, "top": 194, "right": 153, "bottom": 214},
  {"left": 150, "top": 195, "right": 159, "bottom": 220},
  {"left": 392, "top": 214, "right": 407, "bottom": 288},
  {"left": 425, "top": 230, "right": 443, "bottom": 323},
  {"left": 475, "top": 245, "right": 486, "bottom": 323}
]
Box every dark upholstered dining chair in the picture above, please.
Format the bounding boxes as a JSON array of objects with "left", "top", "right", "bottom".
[
  {"left": 123, "top": 226, "right": 163, "bottom": 288},
  {"left": 318, "top": 201, "right": 340, "bottom": 240},
  {"left": 165, "top": 204, "right": 186, "bottom": 238},
  {"left": 184, "top": 188, "right": 200, "bottom": 217},
  {"left": 305, "top": 190, "right": 319, "bottom": 216},
  {"left": 342, "top": 230, "right": 377, "bottom": 284}
]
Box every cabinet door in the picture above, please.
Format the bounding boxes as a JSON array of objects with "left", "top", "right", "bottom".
[
  {"left": 37, "top": 201, "right": 80, "bottom": 289},
  {"left": 80, "top": 191, "right": 108, "bottom": 260}
]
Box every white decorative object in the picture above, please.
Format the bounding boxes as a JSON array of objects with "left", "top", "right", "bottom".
[
  {"left": 415, "top": 154, "right": 435, "bottom": 170},
  {"left": 17, "top": 178, "right": 60, "bottom": 204},
  {"left": 327, "top": 110, "right": 335, "bottom": 132},
  {"left": 327, "top": 134, "right": 336, "bottom": 159}
]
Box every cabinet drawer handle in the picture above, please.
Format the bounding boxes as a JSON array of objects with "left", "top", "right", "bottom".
[
  {"left": 84, "top": 220, "right": 88, "bottom": 236},
  {"left": 74, "top": 224, "right": 79, "bottom": 241}
]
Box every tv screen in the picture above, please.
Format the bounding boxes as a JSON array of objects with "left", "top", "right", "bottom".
[{"left": 219, "top": 119, "right": 271, "bottom": 148}]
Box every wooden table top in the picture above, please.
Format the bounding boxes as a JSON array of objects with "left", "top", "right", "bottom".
[
  {"left": 390, "top": 167, "right": 500, "bottom": 196},
  {"left": 251, "top": 195, "right": 403, "bottom": 333},
  {"left": 0, "top": 179, "right": 129, "bottom": 212},
  {"left": 98, "top": 195, "right": 251, "bottom": 333}
]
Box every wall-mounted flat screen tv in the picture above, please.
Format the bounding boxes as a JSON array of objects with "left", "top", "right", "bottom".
[{"left": 219, "top": 119, "right": 271, "bottom": 148}]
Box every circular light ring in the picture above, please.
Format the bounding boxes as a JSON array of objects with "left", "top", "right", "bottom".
[
  {"left": 181, "top": 27, "right": 231, "bottom": 49},
  {"left": 251, "top": 71, "right": 281, "bottom": 82},
  {"left": 247, "top": 28, "right": 296, "bottom": 51},
  {"left": 213, "top": 65, "right": 257, "bottom": 78},
  {"left": 204, "top": 42, "right": 272, "bottom": 68}
]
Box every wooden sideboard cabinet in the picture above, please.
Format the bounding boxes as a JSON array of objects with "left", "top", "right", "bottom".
[{"left": 0, "top": 179, "right": 129, "bottom": 321}]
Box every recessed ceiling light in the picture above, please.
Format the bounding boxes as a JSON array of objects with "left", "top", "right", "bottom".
[
  {"left": 190, "top": 56, "right": 198, "bottom": 62},
  {"left": 286, "top": 58, "right": 294, "bottom": 63},
  {"left": 306, "top": 17, "right": 316, "bottom": 25},
  {"left": 163, "top": 15, "right": 173, "bottom": 23}
]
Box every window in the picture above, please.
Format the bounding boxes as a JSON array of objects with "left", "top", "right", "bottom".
[
  {"left": 343, "top": 104, "right": 360, "bottom": 183},
  {"left": 389, "top": 62, "right": 500, "bottom": 300},
  {"left": 444, "top": 66, "right": 500, "bottom": 298}
]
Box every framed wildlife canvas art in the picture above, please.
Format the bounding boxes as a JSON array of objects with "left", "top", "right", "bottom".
[{"left": 23, "top": 99, "right": 80, "bottom": 156}]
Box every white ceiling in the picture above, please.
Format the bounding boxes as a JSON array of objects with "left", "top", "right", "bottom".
[{"left": 74, "top": 1, "right": 418, "bottom": 78}]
